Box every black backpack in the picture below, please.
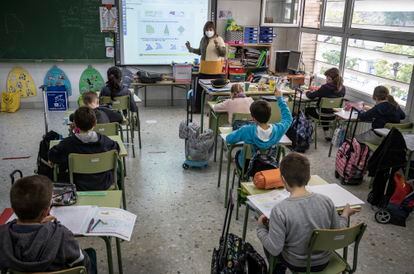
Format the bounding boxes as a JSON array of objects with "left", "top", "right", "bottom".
[{"left": 36, "top": 131, "right": 61, "bottom": 180}]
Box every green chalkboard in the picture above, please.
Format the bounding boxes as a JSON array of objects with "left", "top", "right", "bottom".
[{"left": 0, "top": 0, "right": 110, "bottom": 60}]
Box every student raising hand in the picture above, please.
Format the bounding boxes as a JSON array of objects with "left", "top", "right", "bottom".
[{"left": 274, "top": 87, "right": 282, "bottom": 97}]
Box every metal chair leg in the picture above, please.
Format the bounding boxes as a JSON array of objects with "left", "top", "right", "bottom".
[
  {"left": 101, "top": 236, "right": 114, "bottom": 274},
  {"left": 116, "top": 238, "right": 123, "bottom": 274}
]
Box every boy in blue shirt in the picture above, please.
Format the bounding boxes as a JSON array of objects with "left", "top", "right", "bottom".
[{"left": 226, "top": 88, "right": 292, "bottom": 169}]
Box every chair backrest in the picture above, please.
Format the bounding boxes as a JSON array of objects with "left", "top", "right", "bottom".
[
  {"left": 385, "top": 122, "right": 413, "bottom": 131},
  {"left": 319, "top": 97, "right": 343, "bottom": 109},
  {"left": 269, "top": 102, "right": 281, "bottom": 123},
  {"left": 305, "top": 223, "right": 367, "bottom": 273},
  {"left": 9, "top": 266, "right": 87, "bottom": 274},
  {"left": 94, "top": 122, "right": 120, "bottom": 136},
  {"left": 232, "top": 112, "right": 252, "bottom": 123},
  {"left": 68, "top": 150, "right": 118, "bottom": 185},
  {"left": 100, "top": 95, "right": 130, "bottom": 112}
]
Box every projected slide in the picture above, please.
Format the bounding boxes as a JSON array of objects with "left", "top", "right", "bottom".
[{"left": 120, "top": 0, "right": 209, "bottom": 65}]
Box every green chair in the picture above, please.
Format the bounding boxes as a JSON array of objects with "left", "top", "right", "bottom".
[
  {"left": 209, "top": 102, "right": 230, "bottom": 161},
  {"left": 8, "top": 266, "right": 87, "bottom": 274},
  {"left": 268, "top": 223, "right": 367, "bottom": 274},
  {"left": 310, "top": 97, "right": 344, "bottom": 149},
  {"left": 101, "top": 95, "right": 136, "bottom": 157},
  {"left": 269, "top": 102, "right": 281, "bottom": 124},
  {"left": 232, "top": 112, "right": 252, "bottom": 124},
  {"left": 385, "top": 122, "right": 413, "bottom": 132},
  {"left": 95, "top": 122, "right": 123, "bottom": 140},
  {"left": 232, "top": 143, "right": 286, "bottom": 220},
  {"left": 68, "top": 150, "right": 126, "bottom": 209}
]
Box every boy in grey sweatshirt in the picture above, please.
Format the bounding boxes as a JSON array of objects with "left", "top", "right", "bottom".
[
  {"left": 0, "top": 175, "right": 96, "bottom": 274},
  {"left": 257, "top": 153, "right": 358, "bottom": 273}
]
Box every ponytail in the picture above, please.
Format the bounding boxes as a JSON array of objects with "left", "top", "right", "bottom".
[
  {"left": 387, "top": 95, "right": 399, "bottom": 108},
  {"left": 106, "top": 66, "right": 122, "bottom": 100}
]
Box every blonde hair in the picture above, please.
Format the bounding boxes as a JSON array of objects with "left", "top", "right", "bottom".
[{"left": 373, "top": 86, "right": 398, "bottom": 108}]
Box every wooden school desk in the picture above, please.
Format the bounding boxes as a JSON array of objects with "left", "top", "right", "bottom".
[
  {"left": 77, "top": 190, "right": 124, "bottom": 274},
  {"left": 131, "top": 81, "right": 190, "bottom": 107},
  {"left": 218, "top": 131, "right": 292, "bottom": 208},
  {"left": 240, "top": 175, "right": 362, "bottom": 241},
  {"left": 199, "top": 81, "right": 275, "bottom": 131}
]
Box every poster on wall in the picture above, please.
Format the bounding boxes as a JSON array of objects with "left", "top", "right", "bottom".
[
  {"left": 6, "top": 67, "right": 37, "bottom": 97},
  {"left": 43, "top": 65, "right": 72, "bottom": 96},
  {"left": 79, "top": 65, "right": 105, "bottom": 94}
]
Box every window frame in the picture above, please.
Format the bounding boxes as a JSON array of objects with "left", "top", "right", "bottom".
[
  {"left": 260, "top": 0, "right": 303, "bottom": 27},
  {"left": 299, "top": 0, "right": 414, "bottom": 112}
]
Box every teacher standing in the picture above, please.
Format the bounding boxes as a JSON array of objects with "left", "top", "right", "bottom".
[{"left": 186, "top": 21, "right": 226, "bottom": 113}]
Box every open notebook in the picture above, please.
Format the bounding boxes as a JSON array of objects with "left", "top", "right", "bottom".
[
  {"left": 5, "top": 206, "right": 136, "bottom": 241},
  {"left": 247, "top": 184, "right": 365, "bottom": 218}
]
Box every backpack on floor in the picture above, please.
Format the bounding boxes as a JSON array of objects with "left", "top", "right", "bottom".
[
  {"left": 36, "top": 130, "right": 62, "bottom": 180},
  {"left": 335, "top": 108, "right": 369, "bottom": 184},
  {"left": 211, "top": 193, "right": 267, "bottom": 274},
  {"left": 335, "top": 138, "right": 370, "bottom": 184}
]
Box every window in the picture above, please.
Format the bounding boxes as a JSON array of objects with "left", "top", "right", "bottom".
[
  {"left": 352, "top": 0, "right": 414, "bottom": 32},
  {"left": 344, "top": 40, "right": 414, "bottom": 105},
  {"left": 302, "top": 0, "right": 322, "bottom": 28},
  {"left": 300, "top": 33, "right": 342, "bottom": 77},
  {"left": 323, "top": 0, "right": 346, "bottom": 28},
  {"left": 261, "top": 0, "right": 301, "bottom": 26}
]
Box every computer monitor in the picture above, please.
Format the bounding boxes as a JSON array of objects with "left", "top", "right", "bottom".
[
  {"left": 287, "top": 50, "right": 302, "bottom": 72},
  {"left": 274, "top": 50, "right": 290, "bottom": 73}
]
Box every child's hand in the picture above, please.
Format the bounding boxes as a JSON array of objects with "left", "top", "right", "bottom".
[
  {"left": 341, "top": 204, "right": 360, "bottom": 218},
  {"left": 258, "top": 214, "right": 269, "bottom": 226},
  {"left": 274, "top": 87, "right": 282, "bottom": 97},
  {"left": 41, "top": 215, "right": 56, "bottom": 223},
  {"left": 363, "top": 104, "right": 372, "bottom": 111}
]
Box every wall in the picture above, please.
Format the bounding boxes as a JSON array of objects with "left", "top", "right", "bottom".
[{"left": 0, "top": 0, "right": 302, "bottom": 108}]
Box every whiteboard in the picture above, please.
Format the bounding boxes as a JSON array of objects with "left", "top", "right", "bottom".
[{"left": 119, "top": 0, "right": 210, "bottom": 65}]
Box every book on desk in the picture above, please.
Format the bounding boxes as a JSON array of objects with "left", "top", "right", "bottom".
[
  {"left": 1, "top": 206, "right": 137, "bottom": 241},
  {"left": 248, "top": 183, "right": 364, "bottom": 218}
]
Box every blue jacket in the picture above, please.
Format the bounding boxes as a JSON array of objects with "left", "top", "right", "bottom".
[{"left": 226, "top": 97, "right": 292, "bottom": 164}]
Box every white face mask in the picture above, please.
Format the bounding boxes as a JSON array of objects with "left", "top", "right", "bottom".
[{"left": 205, "top": 30, "right": 214, "bottom": 38}]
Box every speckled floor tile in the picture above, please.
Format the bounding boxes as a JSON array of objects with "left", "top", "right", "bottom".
[{"left": 1, "top": 107, "right": 413, "bottom": 274}]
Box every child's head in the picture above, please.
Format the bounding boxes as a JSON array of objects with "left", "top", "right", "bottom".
[
  {"left": 250, "top": 100, "right": 271, "bottom": 124},
  {"left": 280, "top": 152, "right": 310, "bottom": 190},
  {"left": 74, "top": 106, "right": 97, "bottom": 132},
  {"left": 373, "top": 86, "right": 398, "bottom": 107},
  {"left": 324, "top": 67, "right": 343, "bottom": 91},
  {"left": 107, "top": 66, "right": 122, "bottom": 99},
  {"left": 10, "top": 175, "right": 53, "bottom": 223},
  {"left": 230, "top": 83, "right": 245, "bottom": 99},
  {"left": 82, "top": 92, "right": 99, "bottom": 109}
]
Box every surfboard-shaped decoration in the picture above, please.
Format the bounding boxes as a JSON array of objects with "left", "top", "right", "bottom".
[
  {"left": 6, "top": 66, "right": 37, "bottom": 97},
  {"left": 43, "top": 65, "right": 72, "bottom": 96},
  {"left": 79, "top": 65, "right": 105, "bottom": 94}
]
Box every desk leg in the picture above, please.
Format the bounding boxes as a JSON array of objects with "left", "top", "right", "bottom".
[
  {"left": 144, "top": 86, "right": 147, "bottom": 107},
  {"left": 224, "top": 145, "right": 232, "bottom": 208},
  {"left": 116, "top": 238, "right": 123, "bottom": 274},
  {"left": 171, "top": 86, "right": 174, "bottom": 106},
  {"left": 102, "top": 236, "right": 114, "bottom": 274},
  {"left": 242, "top": 203, "right": 250, "bottom": 241},
  {"left": 218, "top": 138, "right": 224, "bottom": 188},
  {"left": 200, "top": 89, "right": 205, "bottom": 132},
  {"left": 405, "top": 151, "right": 413, "bottom": 179},
  {"left": 213, "top": 113, "right": 219, "bottom": 162}
]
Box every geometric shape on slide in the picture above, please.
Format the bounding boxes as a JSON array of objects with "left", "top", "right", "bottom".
[
  {"left": 177, "top": 25, "right": 185, "bottom": 34},
  {"left": 156, "top": 43, "right": 162, "bottom": 49},
  {"left": 170, "top": 44, "right": 177, "bottom": 50},
  {"left": 146, "top": 25, "right": 155, "bottom": 34},
  {"left": 164, "top": 25, "right": 169, "bottom": 35},
  {"left": 146, "top": 44, "right": 153, "bottom": 51}
]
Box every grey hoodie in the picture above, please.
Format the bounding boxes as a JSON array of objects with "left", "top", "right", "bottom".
[{"left": 0, "top": 220, "right": 89, "bottom": 273}]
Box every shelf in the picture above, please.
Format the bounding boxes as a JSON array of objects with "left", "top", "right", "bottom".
[{"left": 226, "top": 43, "right": 272, "bottom": 48}]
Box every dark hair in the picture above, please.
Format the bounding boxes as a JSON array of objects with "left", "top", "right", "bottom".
[
  {"left": 231, "top": 83, "right": 244, "bottom": 96},
  {"left": 250, "top": 100, "right": 271, "bottom": 123},
  {"left": 373, "top": 85, "right": 399, "bottom": 108},
  {"left": 11, "top": 175, "right": 53, "bottom": 221},
  {"left": 324, "top": 67, "right": 343, "bottom": 92},
  {"left": 82, "top": 91, "right": 99, "bottom": 106},
  {"left": 74, "top": 106, "right": 96, "bottom": 131},
  {"left": 280, "top": 152, "right": 310, "bottom": 188},
  {"left": 203, "top": 21, "right": 217, "bottom": 38},
  {"left": 106, "top": 66, "right": 122, "bottom": 100}
]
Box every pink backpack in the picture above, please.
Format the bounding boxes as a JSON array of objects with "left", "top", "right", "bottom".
[{"left": 335, "top": 138, "right": 370, "bottom": 184}]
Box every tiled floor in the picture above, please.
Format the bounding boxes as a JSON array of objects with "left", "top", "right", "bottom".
[{"left": 0, "top": 106, "right": 413, "bottom": 274}]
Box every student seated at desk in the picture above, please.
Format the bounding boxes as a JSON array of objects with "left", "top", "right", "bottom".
[
  {"left": 213, "top": 83, "right": 254, "bottom": 124},
  {"left": 49, "top": 107, "right": 120, "bottom": 190},
  {"left": 70, "top": 92, "right": 123, "bottom": 124},
  {"left": 0, "top": 175, "right": 96, "bottom": 274},
  {"left": 305, "top": 68, "right": 346, "bottom": 140},
  {"left": 226, "top": 88, "right": 292, "bottom": 171},
  {"left": 356, "top": 85, "right": 405, "bottom": 145},
  {"left": 257, "top": 153, "right": 357, "bottom": 274},
  {"left": 100, "top": 66, "right": 138, "bottom": 113}
]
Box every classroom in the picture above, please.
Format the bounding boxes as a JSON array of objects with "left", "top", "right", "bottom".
[{"left": 0, "top": 0, "right": 413, "bottom": 273}]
